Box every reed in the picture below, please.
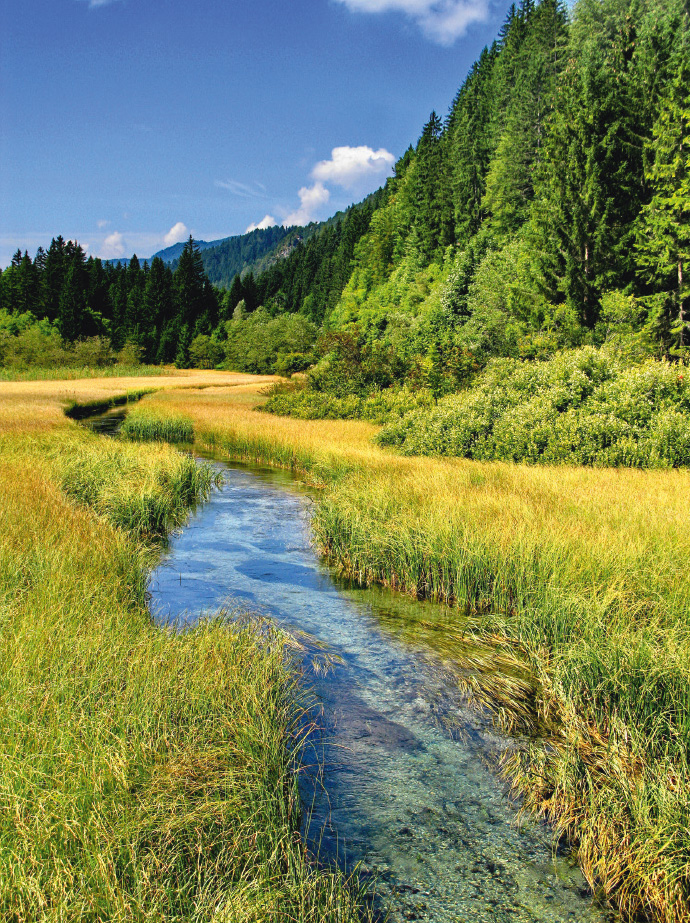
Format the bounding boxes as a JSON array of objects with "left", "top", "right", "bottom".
[{"left": 121, "top": 407, "right": 195, "bottom": 445}]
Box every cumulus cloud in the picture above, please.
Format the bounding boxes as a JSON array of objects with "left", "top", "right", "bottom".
[
  {"left": 333, "top": 0, "right": 490, "bottom": 44},
  {"left": 282, "top": 182, "right": 331, "bottom": 227},
  {"left": 100, "top": 231, "right": 126, "bottom": 259},
  {"left": 97, "top": 219, "right": 109, "bottom": 229},
  {"left": 245, "top": 215, "right": 277, "bottom": 233},
  {"left": 312, "top": 145, "right": 395, "bottom": 191},
  {"left": 163, "top": 222, "right": 189, "bottom": 247}
]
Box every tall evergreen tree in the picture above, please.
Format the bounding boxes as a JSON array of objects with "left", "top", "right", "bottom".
[
  {"left": 43, "top": 237, "right": 67, "bottom": 323},
  {"left": 174, "top": 237, "right": 207, "bottom": 329},
  {"left": 636, "top": 57, "right": 690, "bottom": 350},
  {"left": 409, "top": 112, "right": 454, "bottom": 262}
]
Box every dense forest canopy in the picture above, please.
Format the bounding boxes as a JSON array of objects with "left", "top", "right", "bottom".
[{"left": 2, "top": 0, "right": 688, "bottom": 386}]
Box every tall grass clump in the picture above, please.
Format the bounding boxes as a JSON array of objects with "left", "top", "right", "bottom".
[
  {"left": 121, "top": 408, "right": 194, "bottom": 445},
  {"left": 378, "top": 348, "right": 690, "bottom": 467},
  {"left": 0, "top": 430, "right": 367, "bottom": 921},
  {"left": 15, "top": 430, "right": 216, "bottom": 539},
  {"left": 312, "top": 461, "right": 690, "bottom": 922}
]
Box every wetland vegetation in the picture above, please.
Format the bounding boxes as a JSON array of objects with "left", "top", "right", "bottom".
[{"left": 0, "top": 378, "right": 368, "bottom": 922}]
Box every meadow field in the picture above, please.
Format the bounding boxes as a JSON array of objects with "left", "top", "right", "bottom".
[
  {"left": 0, "top": 371, "right": 366, "bottom": 922},
  {"left": 3, "top": 370, "right": 690, "bottom": 922}
]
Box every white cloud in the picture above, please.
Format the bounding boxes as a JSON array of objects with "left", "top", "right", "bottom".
[
  {"left": 78, "top": 0, "right": 122, "bottom": 7},
  {"left": 100, "top": 231, "right": 126, "bottom": 259},
  {"left": 216, "top": 179, "right": 267, "bottom": 199},
  {"left": 282, "top": 182, "right": 331, "bottom": 227},
  {"left": 163, "top": 222, "right": 189, "bottom": 247},
  {"left": 97, "top": 219, "right": 109, "bottom": 229},
  {"left": 333, "top": 0, "right": 490, "bottom": 44},
  {"left": 312, "top": 145, "right": 395, "bottom": 191},
  {"left": 245, "top": 215, "right": 277, "bottom": 233}
]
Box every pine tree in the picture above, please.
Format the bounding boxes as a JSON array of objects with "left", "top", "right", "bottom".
[
  {"left": 408, "top": 112, "right": 454, "bottom": 263},
  {"left": 483, "top": 0, "right": 567, "bottom": 240},
  {"left": 143, "top": 256, "right": 174, "bottom": 361},
  {"left": 530, "top": 0, "right": 646, "bottom": 325},
  {"left": 174, "top": 237, "right": 207, "bottom": 329},
  {"left": 448, "top": 45, "right": 500, "bottom": 245},
  {"left": 58, "top": 263, "right": 86, "bottom": 342},
  {"left": 43, "top": 237, "right": 67, "bottom": 323},
  {"left": 636, "top": 58, "right": 690, "bottom": 350}
]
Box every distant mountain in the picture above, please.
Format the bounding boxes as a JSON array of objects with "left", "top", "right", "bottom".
[
  {"left": 151, "top": 238, "right": 218, "bottom": 264},
  {"left": 172, "top": 226, "right": 294, "bottom": 287},
  {"left": 106, "top": 204, "right": 367, "bottom": 286}
]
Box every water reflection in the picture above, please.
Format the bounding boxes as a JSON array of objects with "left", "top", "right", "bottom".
[{"left": 149, "top": 462, "right": 610, "bottom": 923}]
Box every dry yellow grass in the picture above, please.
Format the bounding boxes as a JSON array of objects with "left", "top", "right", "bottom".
[{"left": 0, "top": 370, "right": 275, "bottom": 435}]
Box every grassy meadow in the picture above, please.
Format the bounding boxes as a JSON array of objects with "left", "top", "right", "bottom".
[
  {"left": 140, "top": 378, "right": 690, "bottom": 923},
  {"left": 5, "top": 369, "right": 690, "bottom": 923},
  {"left": 0, "top": 372, "right": 366, "bottom": 922}
]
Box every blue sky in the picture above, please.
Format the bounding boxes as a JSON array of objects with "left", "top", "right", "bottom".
[{"left": 1, "top": 0, "right": 513, "bottom": 267}]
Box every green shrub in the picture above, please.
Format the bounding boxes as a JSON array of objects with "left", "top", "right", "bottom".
[
  {"left": 263, "top": 382, "right": 434, "bottom": 424},
  {"left": 377, "top": 347, "right": 690, "bottom": 467},
  {"left": 224, "top": 308, "right": 317, "bottom": 374}
]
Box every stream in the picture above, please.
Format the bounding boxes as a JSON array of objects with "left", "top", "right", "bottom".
[{"left": 148, "top": 458, "right": 609, "bottom": 923}]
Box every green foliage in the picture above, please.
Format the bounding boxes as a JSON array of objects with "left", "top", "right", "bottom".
[
  {"left": 223, "top": 307, "right": 317, "bottom": 375},
  {"left": 636, "top": 56, "right": 690, "bottom": 352},
  {"left": 263, "top": 381, "right": 434, "bottom": 424},
  {"left": 188, "top": 333, "right": 224, "bottom": 369},
  {"left": 378, "top": 347, "right": 690, "bottom": 467}
]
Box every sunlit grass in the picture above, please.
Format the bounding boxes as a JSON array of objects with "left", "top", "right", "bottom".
[
  {"left": 121, "top": 406, "right": 194, "bottom": 444},
  {"left": 0, "top": 372, "right": 368, "bottom": 922},
  {"left": 140, "top": 380, "right": 690, "bottom": 923}
]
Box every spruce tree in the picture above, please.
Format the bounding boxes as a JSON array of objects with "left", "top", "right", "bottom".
[
  {"left": 636, "top": 58, "right": 690, "bottom": 350},
  {"left": 174, "top": 237, "right": 206, "bottom": 329}
]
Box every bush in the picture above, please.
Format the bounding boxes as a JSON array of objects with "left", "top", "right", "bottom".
[
  {"left": 224, "top": 308, "right": 317, "bottom": 374},
  {"left": 377, "top": 347, "right": 690, "bottom": 467},
  {"left": 189, "top": 334, "right": 224, "bottom": 369},
  {"left": 263, "top": 381, "right": 434, "bottom": 424}
]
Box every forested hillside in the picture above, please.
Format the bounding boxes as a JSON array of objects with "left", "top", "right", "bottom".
[{"left": 2, "top": 0, "right": 688, "bottom": 461}]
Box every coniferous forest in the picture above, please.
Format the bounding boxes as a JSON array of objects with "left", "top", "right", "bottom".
[{"left": 2, "top": 0, "right": 689, "bottom": 460}]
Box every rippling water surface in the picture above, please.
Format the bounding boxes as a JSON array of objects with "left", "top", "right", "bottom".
[{"left": 149, "top": 461, "right": 609, "bottom": 923}]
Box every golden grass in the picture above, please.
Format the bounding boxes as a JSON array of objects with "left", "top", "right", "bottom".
[
  {"left": 6, "top": 369, "right": 690, "bottom": 920},
  {"left": 132, "top": 379, "right": 690, "bottom": 923},
  {"left": 0, "top": 370, "right": 275, "bottom": 435},
  {"left": 0, "top": 372, "right": 368, "bottom": 922}
]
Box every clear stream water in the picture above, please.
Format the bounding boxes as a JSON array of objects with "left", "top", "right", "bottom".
[{"left": 148, "top": 459, "right": 611, "bottom": 923}]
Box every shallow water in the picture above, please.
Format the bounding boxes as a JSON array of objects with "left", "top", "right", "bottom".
[{"left": 149, "top": 461, "right": 610, "bottom": 923}]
